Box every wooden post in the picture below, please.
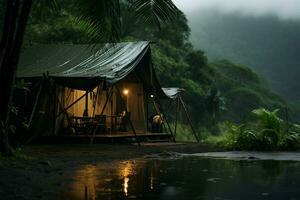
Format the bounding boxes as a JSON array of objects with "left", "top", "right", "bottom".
[{"left": 179, "top": 96, "right": 200, "bottom": 142}]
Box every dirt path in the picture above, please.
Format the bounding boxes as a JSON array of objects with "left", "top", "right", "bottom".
[{"left": 0, "top": 143, "right": 219, "bottom": 200}]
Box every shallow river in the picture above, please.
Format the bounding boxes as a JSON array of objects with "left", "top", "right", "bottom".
[{"left": 52, "top": 154, "right": 300, "bottom": 200}]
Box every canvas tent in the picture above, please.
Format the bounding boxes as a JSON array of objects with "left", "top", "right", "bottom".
[{"left": 16, "top": 41, "right": 177, "bottom": 142}]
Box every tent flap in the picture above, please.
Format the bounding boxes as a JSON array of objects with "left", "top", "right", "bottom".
[{"left": 162, "top": 87, "right": 184, "bottom": 99}]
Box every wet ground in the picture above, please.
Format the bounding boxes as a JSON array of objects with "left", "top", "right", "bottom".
[
  {"left": 0, "top": 144, "right": 300, "bottom": 200},
  {"left": 52, "top": 157, "right": 300, "bottom": 200}
]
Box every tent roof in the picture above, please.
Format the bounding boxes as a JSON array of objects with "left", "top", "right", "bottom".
[
  {"left": 17, "top": 42, "right": 180, "bottom": 99},
  {"left": 162, "top": 87, "right": 184, "bottom": 99},
  {"left": 17, "top": 41, "right": 150, "bottom": 85}
]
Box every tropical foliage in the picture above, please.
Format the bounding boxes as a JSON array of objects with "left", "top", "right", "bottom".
[{"left": 206, "top": 108, "right": 300, "bottom": 150}]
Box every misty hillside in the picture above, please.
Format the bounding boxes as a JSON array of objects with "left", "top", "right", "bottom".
[{"left": 188, "top": 9, "right": 300, "bottom": 100}]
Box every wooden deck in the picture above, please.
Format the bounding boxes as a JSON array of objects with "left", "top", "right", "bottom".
[{"left": 36, "top": 132, "right": 172, "bottom": 144}]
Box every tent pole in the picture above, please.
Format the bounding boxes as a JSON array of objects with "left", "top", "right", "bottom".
[
  {"left": 22, "top": 80, "right": 43, "bottom": 144},
  {"left": 92, "top": 84, "right": 101, "bottom": 117},
  {"left": 174, "top": 96, "right": 180, "bottom": 138},
  {"left": 146, "top": 91, "right": 149, "bottom": 132},
  {"left": 83, "top": 91, "right": 89, "bottom": 116},
  {"left": 27, "top": 80, "right": 43, "bottom": 128},
  {"left": 55, "top": 91, "right": 72, "bottom": 129},
  {"left": 179, "top": 96, "right": 199, "bottom": 142},
  {"left": 110, "top": 87, "right": 114, "bottom": 135},
  {"left": 57, "top": 93, "right": 86, "bottom": 117},
  {"left": 165, "top": 99, "right": 173, "bottom": 117},
  {"left": 89, "top": 85, "right": 101, "bottom": 144},
  {"left": 150, "top": 97, "right": 160, "bottom": 115},
  {"left": 52, "top": 83, "right": 57, "bottom": 136},
  {"left": 100, "top": 87, "right": 113, "bottom": 115},
  {"left": 90, "top": 86, "right": 113, "bottom": 145},
  {"left": 116, "top": 87, "right": 140, "bottom": 147},
  {"left": 153, "top": 97, "right": 176, "bottom": 142}
]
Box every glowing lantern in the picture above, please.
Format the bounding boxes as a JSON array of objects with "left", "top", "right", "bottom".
[{"left": 123, "top": 89, "right": 129, "bottom": 96}]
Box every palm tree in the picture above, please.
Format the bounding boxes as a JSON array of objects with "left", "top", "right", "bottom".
[{"left": 0, "top": 0, "right": 180, "bottom": 154}]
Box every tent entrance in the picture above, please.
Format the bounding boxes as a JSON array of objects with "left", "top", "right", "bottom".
[{"left": 54, "top": 81, "right": 149, "bottom": 138}]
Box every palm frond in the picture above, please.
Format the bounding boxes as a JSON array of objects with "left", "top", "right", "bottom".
[
  {"left": 131, "top": 0, "right": 181, "bottom": 29},
  {"left": 74, "top": 0, "right": 121, "bottom": 43}
]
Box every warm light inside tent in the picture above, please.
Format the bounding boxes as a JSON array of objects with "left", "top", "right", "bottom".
[{"left": 123, "top": 89, "right": 129, "bottom": 95}]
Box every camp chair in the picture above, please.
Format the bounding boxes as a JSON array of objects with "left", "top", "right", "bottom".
[{"left": 93, "top": 115, "right": 107, "bottom": 134}]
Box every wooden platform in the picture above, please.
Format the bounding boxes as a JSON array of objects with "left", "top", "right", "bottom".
[{"left": 35, "top": 132, "right": 172, "bottom": 144}]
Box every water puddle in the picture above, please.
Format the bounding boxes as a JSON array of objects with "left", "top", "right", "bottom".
[{"left": 50, "top": 156, "right": 300, "bottom": 200}]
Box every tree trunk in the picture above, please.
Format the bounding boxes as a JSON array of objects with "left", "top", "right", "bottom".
[{"left": 0, "top": 0, "right": 33, "bottom": 154}]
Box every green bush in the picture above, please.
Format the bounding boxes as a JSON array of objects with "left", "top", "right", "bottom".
[{"left": 205, "top": 108, "right": 300, "bottom": 150}]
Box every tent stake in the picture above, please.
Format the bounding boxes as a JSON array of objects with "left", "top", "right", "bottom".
[{"left": 179, "top": 96, "right": 199, "bottom": 142}]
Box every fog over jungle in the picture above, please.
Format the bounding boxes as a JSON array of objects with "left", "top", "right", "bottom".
[
  {"left": 173, "top": 0, "right": 300, "bottom": 19},
  {"left": 173, "top": 0, "right": 300, "bottom": 101}
]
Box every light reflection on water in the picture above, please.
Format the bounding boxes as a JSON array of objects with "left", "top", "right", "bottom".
[{"left": 51, "top": 157, "right": 300, "bottom": 200}]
